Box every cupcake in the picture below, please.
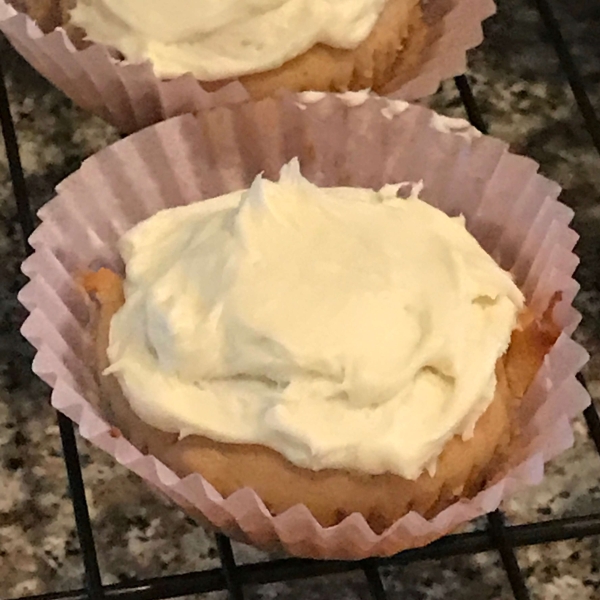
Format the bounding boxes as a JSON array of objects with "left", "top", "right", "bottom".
[
  {"left": 20, "top": 97, "right": 588, "bottom": 558},
  {"left": 81, "top": 159, "right": 559, "bottom": 533},
  {"left": 11, "top": 0, "right": 424, "bottom": 97},
  {"left": 1, "top": 0, "right": 496, "bottom": 131}
]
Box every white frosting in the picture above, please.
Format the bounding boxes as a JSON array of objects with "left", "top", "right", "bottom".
[
  {"left": 71, "top": 0, "right": 388, "bottom": 80},
  {"left": 296, "top": 90, "right": 410, "bottom": 119},
  {"left": 107, "top": 160, "right": 524, "bottom": 479},
  {"left": 381, "top": 99, "right": 410, "bottom": 119},
  {"left": 331, "top": 90, "right": 373, "bottom": 107},
  {"left": 297, "top": 90, "right": 373, "bottom": 106},
  {"left": 430, "top": 114, "right": 483, "bottom": 139}
]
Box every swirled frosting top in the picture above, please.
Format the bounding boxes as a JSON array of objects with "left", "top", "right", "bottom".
[{"left": 106, "top": 159, "right": 523, "bottom": 479}]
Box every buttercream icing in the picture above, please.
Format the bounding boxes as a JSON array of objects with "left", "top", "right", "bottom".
[
  {"left": 106, "top": 159, "right": 524, "bottom": 479},
  {"left": 295, "top": 90, "right": 410, "bottom": 118}
]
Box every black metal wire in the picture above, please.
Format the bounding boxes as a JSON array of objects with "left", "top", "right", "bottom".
[
  {"left": 0, "top": 55, "right": 33, "bottom": 252},
  {"left": 578, "top": 374, "right": 600, "bottom": 457},
  {"left": 362, "top": 562, "right": 387, "bottom": 600},
  {"left": 454, "top": 75, "right": 489, "bottom": 134},
  {"left": 0, "top": 48, "right": 105, "bottom": 600},
  {"left": 215, "top": 534, "right": 245, "bottom": 600},
  {"left": 487, "top": 512, "right": 530, "bottom": 600},
  {"left": 5, "top": 513, "right": 600, "bottom": 600},
  {"left": 584, "top": 404, "right": 600, "bottom": 455},
  {"left": 56, "top": 416, "right": 105, "bottom": 600},
  {"left": 530, "top": 0, "right": 600, "bottom": 157}
]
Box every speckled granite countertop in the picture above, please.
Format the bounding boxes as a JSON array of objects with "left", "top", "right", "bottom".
[{"left": 1, "top": 1, "right": 600, "bottom": 599}]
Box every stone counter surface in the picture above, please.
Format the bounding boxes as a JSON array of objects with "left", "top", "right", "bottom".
[{"left": 1, "top": 1, "right": 600, "bottom": 598}]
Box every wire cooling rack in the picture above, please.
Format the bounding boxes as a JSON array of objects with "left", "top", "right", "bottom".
[{"left": 2, "top": 1, "right": 600, "bottom": 599}]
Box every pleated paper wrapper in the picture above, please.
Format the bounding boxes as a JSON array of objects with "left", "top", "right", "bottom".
[
  {"left": 0, "top": 0, "right": 495, "bottom": 133},
  {"left": 19, "top": 95, "right": 589, "bottom": 559}
]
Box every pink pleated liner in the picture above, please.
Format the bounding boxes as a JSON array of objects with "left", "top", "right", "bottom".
[
  {"left": 0, "top": 0, "right": 495, "bottom": 133},
  {"left": 19, "top": 94, "right": 589, "bottom": 559}
]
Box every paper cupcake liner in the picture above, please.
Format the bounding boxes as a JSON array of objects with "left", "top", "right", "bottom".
[
  {"left": 19, "top": 95, "right": 589, "bottom": 559},
  {"left": 0, "top": 0, "right": 495, "bottom": 133}
]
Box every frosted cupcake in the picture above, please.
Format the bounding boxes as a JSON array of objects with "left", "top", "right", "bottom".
[
  {"left": 82, "top": 160, "right": 558, "bottom": 532},
  {"left": 9, "top": 0, "right": 427, "bottom": 95},
  {"left": 1, "top": 0, "right": 496, "bottom": 131},
  {"left": 20, "top": 98, "right": 587, "bottom": 557}
]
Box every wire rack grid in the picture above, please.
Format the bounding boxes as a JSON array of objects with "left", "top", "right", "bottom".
[{"left": 2, "top": 1, "right": 600, "bottom": 599}]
